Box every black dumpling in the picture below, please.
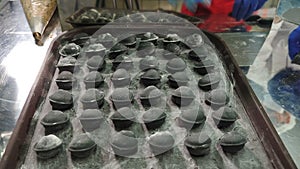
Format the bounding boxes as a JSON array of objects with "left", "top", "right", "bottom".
[
  {"left": 80, "top": 15, "right": 96, "bottom": 24},
  {"left": 212, "top": 106, "right": 238, "bottom": 128},
  {"left": 193, "top": 59, "right": 215, "bottom": 75},
  {"left": 80, "top": 88, "right": 105, "bottom": 109},
  {"left": 79, "top": 109, "right": 104, "bottom": 132},
  {"left": 205, "top": 89, "right": 229, "bottom": 109},
  {"left": 95, "top": 33, "right": 116, "bottom": 48},
  {"left": 163, "top": 34, "right": 181, "bottom": 44},
  {"left": 111, "top": 69, "right": 131, "bottom": 87},
  {"left": 166, "top": 58, "right": 186, "bottom": 73},
  {"left": 110, "top": 88, "right": 134, "bottom": 109},
  {"left": 136, "top": 42, "right": 156, "bottom": 57},
  {"left": 184, "top": 34, "right": 203, "bottom": 48},
  {"left": 178, "top": 105, "right": 206, "bottom": 129},
  {"left": 84, "top": 43, "right": 106, "bottom": 57},
  {"left": 184, "top": 132, "right": 211, "bottom": 156},
  {"left": 84, "top": 71, "right": 104, "bottom": 89},
  {"left": 100, "top": 10, "right": 114, "bottom": 20},
  {"left": 142, "top": 108, "right": 166, "bottom": 130},
  {"left": 86, "top": 55, "right": 105, "bottom": 71},
  {"left": 171, "top": 86, "right": 196, "bottom": 107},
  {"left": 34, "top": 134, "right": 63, "bottom": 159},
  {"left": 140, "top": 69, "right": 161, "bottom": 87},
  {"left": 112, "top": 54, "right": 133, "bottom": 71},
  {"left": 107, "top": 43, "right": 127, "bottom": 59},
  {"left": 119, "top": 35, "right": 136, "bottom": 47},
  {"left": 41, "top": 110, "right": 69, "bottom": 133},
  {"left": 187, "top": 49, "right": 207, "bottom": 61},
  {"left": 139, "top": 86, "right": 163, "bottom": 107},
  {"left": 110, "top": 107, "right": 135, "bottom": 130},
  {"left": 138, "top": 32, "right": 158, "bottom": 43},
  {"left": 59, "top": 43, "right": 81, "bottom": 58},
  {"left": 148, "top": 132, "right": 175, "bottom": 156},
  {"left": 84, "top": 9, "right": 100, "bottom": 19},
  {"left": 139, "top": 55, "right": 159, "bottom": 70},
  {"left": 56, "top": 56, "right": 77, "bottom": 73},
  {"left": 56, "top": 71, "right": 76, "bottom": 90},
  {"left": 198, "top": 73, "right": 221, "bottom": 91},
  {"left": 168, "top": 71, "right": 190, "bottom": 88},
  {"left": 68, "top": 133, "right": 97, "bottom": 158},
  {"left": 220, "top": 132, "right": 247, "bottom": 154},
  {"left": 49, "top": 90, "right": 73, "bottom": 110},
  {"left": 110, "top": 130, "right": 138, "bottom": 156},
  {"left": 165, "top": 43, "right": 181, "bottom": 55}
]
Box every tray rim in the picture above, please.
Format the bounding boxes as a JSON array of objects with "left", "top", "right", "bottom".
[{"left": 0, "top": 25, "right": 296, "bottom": 169}]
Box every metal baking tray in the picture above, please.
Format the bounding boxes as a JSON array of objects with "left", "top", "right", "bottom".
[
  {"left": 65, "top": 7, "right": 202, "bottom": 27},
  {"left": 0, "top": 25, "right": 296, "bottom": 169}
]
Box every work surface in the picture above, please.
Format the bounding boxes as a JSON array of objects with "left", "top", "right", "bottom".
[{"left": 0, "top": 1, "right": 299, "bottom": 168}]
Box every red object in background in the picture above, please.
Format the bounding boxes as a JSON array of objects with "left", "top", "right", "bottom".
[
  {"left": 197, "top": 14, "right": 250, "bottom": 33},
  {"left": 181, "top": 0, "right": 234, "bottom": 17},
  {"left": 181, "top": 0, "right": 251, "bottom": 33}
]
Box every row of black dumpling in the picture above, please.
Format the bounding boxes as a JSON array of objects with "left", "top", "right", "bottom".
[
  {"left": 105, "top": 33, "right": 209, "bottom": 61},
  {"left": 33, "top": 132, "right": 97, "bottom": 159},
  {"left": 55, "top": 70, "right": 104, "bottom": 90},
  {"left": 55, "top": 52, "right": 217, "bottom": 86},
  {"left": 56, "top": 32, "right": 214, "bottom": 74},
  {"left": 55, "top": 62, "right": 221, "bottom": 94},
  {"left": 110, "top": 46, "right": 218, "bottom": 83},
  {"left": 33, "top": 129, "right": 247, "bottom": 160},
  {"left": 77, "top": 101, "right": 238, "bottom": 133},
  {"left": 58, "top": 32, "right": 176, "bottom": 57},
  {"left": 56, "top": 42, "right": 82, "bottom": 85},
  {"left": 46, "top": 86, "right": 236, "bottom": 134},
  {"left": 59, "top": 31, "right": 205, "bottom": 59},
  {"left": 49, "top": 80, "right": 232, "bottom": 114}
]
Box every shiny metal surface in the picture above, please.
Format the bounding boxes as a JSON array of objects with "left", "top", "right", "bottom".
[
  {"left": 217, "top": 32, "right": 268, "bottom": 66},
  {"left": 0, "top": 1, "right": 60, "bottom": 157}
]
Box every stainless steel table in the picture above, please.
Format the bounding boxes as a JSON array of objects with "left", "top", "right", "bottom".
[{"left": 0, "top": 0, "right": 60, "bottom": 156}]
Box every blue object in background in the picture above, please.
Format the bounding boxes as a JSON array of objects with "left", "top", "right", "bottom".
[
  {"left": 232, "top": 0, "right": 267, "bottom": 21},
  {"left": 268, "top": 68, "right": 300, "bottom": 119},
  {"left": 288, "top": 26, "right": 300, "bottom": 60}
]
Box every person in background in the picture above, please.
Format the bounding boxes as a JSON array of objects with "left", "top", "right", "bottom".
[
  {"left": 177, "top": 0, "right": 300, "bottom": 62},
  {"left": 180, "top": 0, "right": 268, "bottom": 21},
  {"left": 169, "top": 0, "right": 268, "bottom": 32}
]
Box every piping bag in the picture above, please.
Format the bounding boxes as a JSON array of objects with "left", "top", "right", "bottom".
[{"left": 20, "top": 0, "right": 57, "bottom": 46}]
